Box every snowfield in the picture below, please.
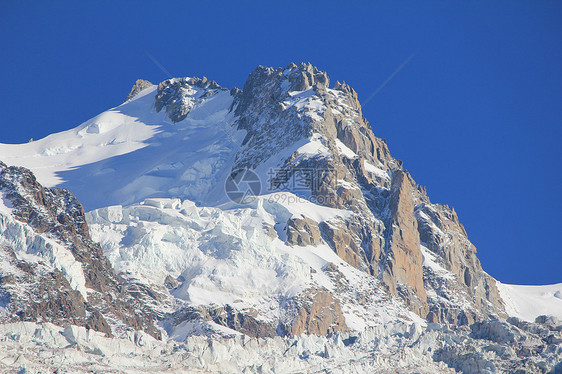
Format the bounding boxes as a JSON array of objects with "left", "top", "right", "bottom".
[
  {"left": 87, "top": 196, "right": 422, "bottom": 337},
  {"left": 497, "top": 282, "right": 562, "bottom": 322}
]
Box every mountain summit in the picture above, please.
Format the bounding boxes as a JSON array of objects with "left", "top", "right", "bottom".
[{"left": 0, "top": 64, "right": 560, "bottom": 373}]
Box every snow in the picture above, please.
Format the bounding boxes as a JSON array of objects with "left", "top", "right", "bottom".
[
  {"left": 0, "top": 88, "right": 159, "bottom": 188},
  {"left": 335, "top": 138, "right": 357, "bottom": 158},
  {"left": 0, "top": 204, "right": 88, "bottom": 299},
  {"left": 87, "top": 198, "right": 313, "bottom": 314},
  {"left": 420, "top": 245, "right": 455, "bottom": 280},
  {"left": 284, "top": 88, "right": 327, "bottom": 121},
  {"left": 295, "top": 135, "right": 331, "bottom": 157},
  {"left": 496, "top": 281, "right": 562, "bottom": 322},
  {"left": 0, "top": 320, "right": 455, "bottom": 373},
  {"left": 258, "top": 193, "right": 352, "bottom": 222},
  {"left": 364, "top": 160, "right": 390, "bottom": 179},
  {"left": 0, "top": 192, "right": 13, "bottom": 216},
  {"left": 0, "top": 83, "right": 240, "bottom": 210},
  {"left": 87, "top": 197, "right": 416, "bottom": 339}
]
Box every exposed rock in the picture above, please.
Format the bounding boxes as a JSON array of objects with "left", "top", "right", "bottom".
[
  {"left": 124, "top": 79, "right": 153, "bottom": 102},
  {"left": 0, "top": 163, "right": 161, "bottom": 339},
  {"left": 231, "top": 63, "right": 504, "bottom": 322},
  {"left": 319, "top": 220, "right": 364, "bottom": 269},
  {"left": 0, "top": 245, "right": 89, "bottom": 330},
  {"left": 167, "top": 304, "right": 278, "bottom": 338},
  {"left": 155, "top": 77, "right": 225, "bottom": 122},
  {"left": 281, "top": 287, "right": 348, "bottom": 336},
  {"left": 415, "top": 201, "right": 506, "bottom": 322},
  {"left": 382, "top": 170, "right": 427, "bottom": 315},
  {"left": 164, "top": 274, "right": 180, "bottom": 290},
  {"left": 286, "top": 216, "right": 322, "bottom": 246}
]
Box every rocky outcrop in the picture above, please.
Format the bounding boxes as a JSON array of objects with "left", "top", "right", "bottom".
[
  {"left": 0, "top": 245, "right": 88, "bottom": 330},
  {"left": 155, "top": 77, "right": 225, "bottom": 122},
  {"left": 415, "top": 201, "right": 506, "bottom": 323},
  {"left": 167, "top": 304, "right": 278, "bottom": 338},
  {"left": 0, "top": 163, "right": 161, "bottom": 339},
  {"left": 124, "top": 79, "right": 153, "bottom": 102},
  {"left": 281, "top": 288, "right": 348, "bottom": 336},
  {"left": 166, "top": 288, "right": 347, "bottom": 338},
  {"left": 286, "top": 217, "right": 322, "bottom": 246},
  {"left": 382, "top": 170, "right": 428, "bottom": 316},
  {"left": 230, "top": 63, "right": 505, "bottom": 323},
  {"left": 319, "top": 220, "right": 365, "bottom": 269}
]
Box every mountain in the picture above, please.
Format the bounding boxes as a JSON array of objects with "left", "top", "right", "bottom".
[{"left": 0, "top": 63, "right": 560, "bottom": 373}]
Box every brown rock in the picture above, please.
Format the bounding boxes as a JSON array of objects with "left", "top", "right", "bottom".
[
  {"left": 124, "top": 79, "right": 153, "bottom": 102},
  {"left": 283, "top": 288, "right": 347, "bottom": 336},
  {"left": 286, "top": 217, "right": 322, "bottom": 246},
  {"left": 320, "top": 220, "right": 364, "bottom": 269},
  {"left": 383, "top": 170, "right": 428, "bottom": 315}
]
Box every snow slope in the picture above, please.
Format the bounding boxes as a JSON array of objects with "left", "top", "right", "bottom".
[
  {"left": 0, "top": 84, "right": 241, "bottom": 210},
  {"left": 87, "top": 196, "right": 421, "bottom": 337},
  {"left": 497, "top": 281, "right": 562, "bottom": 322}
]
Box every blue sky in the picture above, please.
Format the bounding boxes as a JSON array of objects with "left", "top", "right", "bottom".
[{"left": 1, "top": 1, "right": 560, "bottom": 284}]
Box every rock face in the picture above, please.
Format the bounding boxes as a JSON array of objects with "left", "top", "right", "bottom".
[
  {"left": 167, "top": 304, "right": 278, "bottom": 338},
  {"left": 0, "top": 162, "right": 161, "bottom": 338},
  {"left": 382, "top": 170, "right": 427, "bottom": 316},
  {"left": 0, "top": 245, "right": 87, "bottom": 328},
  {"left": 124, "top": 79, "right": 153, "bottom": 102},
  {"left": 286, "top": 217, "right": 323, "bottom": 246},
  {"left": 224, "top": 63, "right": 503, "bottom": 324},
  {"left": 155, "top": 77, "right": 225, "bottom": 122},
  {"left": 281, "top": 288, "right": 348, "bottom": 336}
]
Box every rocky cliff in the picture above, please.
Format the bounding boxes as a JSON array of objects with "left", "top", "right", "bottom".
[{"left": 0, "top": 162, "right": 161, "bottom": 339}]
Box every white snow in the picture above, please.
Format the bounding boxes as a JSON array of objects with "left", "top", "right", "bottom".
[
  {"left": 0, "top": 84, "right": 240, "bottom": 210},
  {"left": 87, "top": 197, "right": 416, "bottom": 339},
  {"left": 496, "top": 281, "right": 562, "bottom": 322},
  {"left": 420, "top": 245, "right": 455, "bottom": 280},
  {"left": 0, "top": 201, "right": 88, "bottom": 299},
  {"left": 88, "top": 198, "right": 313, "bottom": 314},
  {"left": 0, "top": 320, "right": 455, "bottom": 373},
  {"left": 295, "top": 135, "right": 331, "bottom": 158},
  {"left": 335, "top": 138, "right": 357, "bottom": 158},
  {"left": 364, "top": 160, "right": 390, "bottom": 179},
  {"left": 284, "top": 88, "right": 327, "bottom": 121}
]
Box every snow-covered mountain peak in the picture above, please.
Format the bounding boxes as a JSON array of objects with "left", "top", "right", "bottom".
[
  {"left": 1, "top": 64, "right": 561, "bottom": 373},
  {"left": 0, "top": 66, "right": 506, "bottom": 324}
]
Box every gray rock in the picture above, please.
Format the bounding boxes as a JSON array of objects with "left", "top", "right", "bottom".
[{"left": 124, "top": 79, "right": 153, "bottom": 102}]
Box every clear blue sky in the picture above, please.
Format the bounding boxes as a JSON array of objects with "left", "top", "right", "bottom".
[{"left": 1, "top": 1, "right": 560, "bottom": 285}]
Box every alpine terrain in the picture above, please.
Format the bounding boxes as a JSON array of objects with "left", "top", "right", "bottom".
[{"left": 0, "top": 63, "right": 560, "bottom": 373}]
